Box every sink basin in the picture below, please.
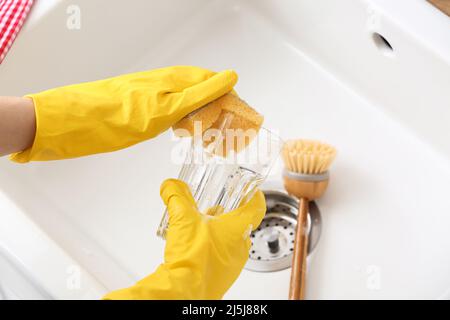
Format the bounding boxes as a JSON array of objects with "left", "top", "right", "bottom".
[{"left": 1, "top": 0, "right": 450, "bottom": 299}]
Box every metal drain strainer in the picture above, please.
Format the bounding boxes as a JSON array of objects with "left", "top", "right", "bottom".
[{"left": 245, "top": 190, "right": 322, "bottom": 272}]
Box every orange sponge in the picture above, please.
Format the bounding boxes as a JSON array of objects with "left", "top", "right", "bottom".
[
  {"left": 172, "top": 99, "right": 222, "bottom": 137},
  {"left": 172, "top": 92, "right": 264, "bottom": 156}
]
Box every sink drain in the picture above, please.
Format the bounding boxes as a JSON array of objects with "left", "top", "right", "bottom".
[{"left": 245, "top": 190, "right": 322, "bottom": 272}]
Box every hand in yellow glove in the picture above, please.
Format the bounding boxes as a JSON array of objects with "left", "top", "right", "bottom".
[
  {"left": 10, "top": 66, "right": 237, "bottom": 163},
  {"left": 104, "top": 179, "right": 266, "bottom": 300}
]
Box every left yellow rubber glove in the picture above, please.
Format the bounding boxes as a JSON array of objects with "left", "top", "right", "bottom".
[
  {"left": 10, "top": 66, "right": 238, "bottom": 163},
  {"left": 104, "top": 179, "right": 266, "bottom": 300}
]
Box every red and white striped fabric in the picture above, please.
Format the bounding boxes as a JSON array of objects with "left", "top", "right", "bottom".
[{"left": 0, "top": 0, "right": 34, "bottom": 64}]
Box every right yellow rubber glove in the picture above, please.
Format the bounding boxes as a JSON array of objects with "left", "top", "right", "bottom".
[
  {"left": 104, "top": 179, "right": 266, "bottom": 300},
  {"left": 10, "top": 66, "right": 237, "bottom": 163}
]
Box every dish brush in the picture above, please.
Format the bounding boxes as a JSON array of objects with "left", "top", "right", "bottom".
[{"left": 282, "top": 139, "right": 336, "bottom": 300}]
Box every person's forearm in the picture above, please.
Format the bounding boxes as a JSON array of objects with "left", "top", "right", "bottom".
[{"left": 0, "top": 96, "right": 36, "bottom": 157}]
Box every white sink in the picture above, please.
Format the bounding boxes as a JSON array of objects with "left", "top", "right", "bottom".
[{"left": 1, "top": 0, "right": 450, "bottom": 299}]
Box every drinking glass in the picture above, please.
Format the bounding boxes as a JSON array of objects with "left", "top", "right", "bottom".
[{"left": 157, "top": 122, "right": 282, "bottom": 239}]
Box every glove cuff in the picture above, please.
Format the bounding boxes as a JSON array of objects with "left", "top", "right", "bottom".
[
  {"left": 10, "top": 94, "right": 41, "bottom": 163},
  {"left": 103, "top": 264, "right": 209, "bottom": 300}
]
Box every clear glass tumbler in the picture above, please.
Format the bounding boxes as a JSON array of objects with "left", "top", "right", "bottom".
[{"left": 157, "top": 120, "right": 282, "bottom": 239}]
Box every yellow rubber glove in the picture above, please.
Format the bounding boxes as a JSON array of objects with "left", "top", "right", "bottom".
[
  {"left": 104, "top": 179, "right": 266, "bottom": 300},
  {"left": 10, "top": 66, "right": 237, "bottom": 163}
]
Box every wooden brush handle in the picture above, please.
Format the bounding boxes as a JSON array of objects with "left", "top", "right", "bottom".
[{"left": 289, "top": 198, "right": 309, "bottom": 300}]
